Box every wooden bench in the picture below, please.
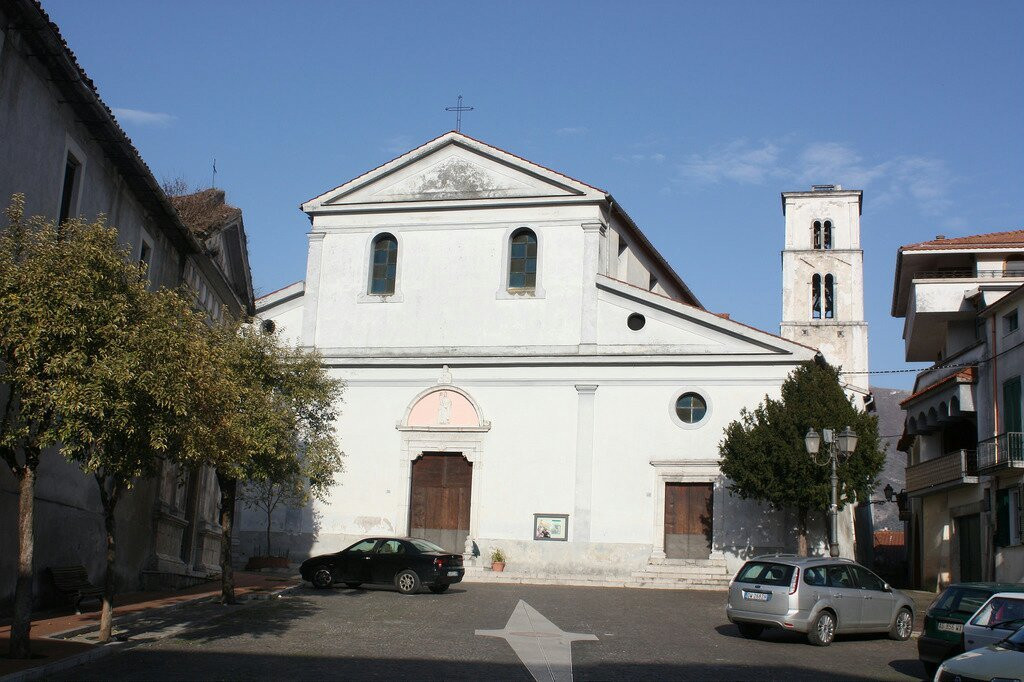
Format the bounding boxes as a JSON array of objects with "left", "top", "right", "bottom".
[{"left": 48, "top": 565, "right": 103, "bottom": 613}]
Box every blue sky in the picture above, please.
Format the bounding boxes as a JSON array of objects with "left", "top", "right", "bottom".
[{"left": 44, "top": 1, "right": 1024, "bottom": 389}]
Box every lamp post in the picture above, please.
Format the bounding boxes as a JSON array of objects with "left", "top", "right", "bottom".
[{"left": 805, "top": 426, "right": 859, "bottom": 557}]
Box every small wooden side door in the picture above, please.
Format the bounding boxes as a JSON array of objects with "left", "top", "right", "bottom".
[{"left": 664, "top": 482, "right": 713, "bottom": 559}]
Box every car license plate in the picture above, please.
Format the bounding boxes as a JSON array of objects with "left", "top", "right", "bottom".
[
  {"left": 937, "top": 622, "right": 962, "bottom": 633},
  {"left": 447, "top": 570, "right": 459, "bottom": 576},
  {"left": 743, "top": 591, "right": 770, "bottom": 602}
]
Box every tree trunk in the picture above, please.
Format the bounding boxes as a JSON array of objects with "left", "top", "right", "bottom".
[
  {"left": 98, "top": 504, "right": 117, "bottom": 643},
  {"left": 9, "top": 462, "right": 35, "bottom": 659},
  {"left": 217, "top": 473, "right": 238, "bottom": 604},
  {"left": 266, "top": 507, "right": 272, "bottom": 558},
  {"left": 796, "top": 508, "right": 809, "bottom": 557}
]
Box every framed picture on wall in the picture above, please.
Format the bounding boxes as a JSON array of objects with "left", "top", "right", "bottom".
[{"left": 533, "top": 514, "right": 569, "bottom": 541}]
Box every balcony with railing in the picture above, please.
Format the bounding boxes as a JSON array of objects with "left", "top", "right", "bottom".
[
  {"left": 906, "top": 449, "right": 979, "bottom": 496},
  {"left": 977, "top": 432, "right": 1024, "bottom": 472}
]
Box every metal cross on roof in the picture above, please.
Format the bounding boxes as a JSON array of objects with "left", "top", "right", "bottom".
[{"left": 445, "top": 94, "right": 474, "bottom": 132}]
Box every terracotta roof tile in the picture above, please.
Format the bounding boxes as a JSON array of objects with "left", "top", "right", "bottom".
[
  {"left": 901, "top": 229, "right": 1024, "bottom": 251},
  {"left": 900, "top": 367, "right": 976, "bottom": 407}
]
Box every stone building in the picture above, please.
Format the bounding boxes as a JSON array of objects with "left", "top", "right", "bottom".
[
  {"left": 241, "top": 131, "right": 861, "bottom": 581},
  {"left": 893, "top": 230, "right": 1024, "bottom": 588},
  {"left": 780, "top": 185, "right": 870, "bottom": 399},
  {"left": 779, "top": 185, "right": 872, "bottom": 562},
  {"left": 0, "top": 0, "right": 254, "bottom": 607}
]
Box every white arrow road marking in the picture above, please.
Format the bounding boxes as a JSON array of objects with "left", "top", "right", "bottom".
[{"left": 476, "top": 599, "right": 598, "bottom": 682}]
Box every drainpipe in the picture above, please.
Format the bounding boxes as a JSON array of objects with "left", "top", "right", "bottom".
[
  {"left": 988, "top": 316, "right": 999, "bottom": 581},
  {"left": 992, "top": 316, "right": 1000, "bottom": 454}
]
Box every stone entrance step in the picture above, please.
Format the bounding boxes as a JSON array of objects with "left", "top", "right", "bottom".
[
  {"left": 629, "top": 557, "right": 733, "bottom": 589},
  {"left": 461, "top": 556, "right": 733, "bottom": 591}
]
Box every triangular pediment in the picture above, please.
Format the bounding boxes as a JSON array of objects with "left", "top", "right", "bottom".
[
  {"left": 303, "top": 132, "right": 603, "bottom": 211},
  {"left": 367, "top": 154, "right": 539, "bottom": 201},
  {"left": 596, "top": 277, "right": 818, "bottom": 358}
]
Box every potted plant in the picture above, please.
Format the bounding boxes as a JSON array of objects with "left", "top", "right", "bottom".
[{"left": 490, "top": 548, "right": 506, "bottom": 572}]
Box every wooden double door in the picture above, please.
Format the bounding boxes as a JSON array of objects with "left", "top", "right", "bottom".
[
  {"left": 409, "top": 453, "right": 472, "bottom": 554},
  {"left": 665, "top": 482, "right": 713, "bottom": 559}
]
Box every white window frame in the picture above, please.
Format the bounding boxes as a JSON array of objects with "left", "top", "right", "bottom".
[
  {"left": 1004, "top": 309, "right": 1019, "bottom": 336},
  {"left": 57, "top": 134, "right": 87, "bottom": 221},
  {"left": 138, "top": 226, "right": 156, "bottom": 284},
  {"left": 358, "top": 231, "right": 404, "bottom": 303},
  {"left": 496, "top": 225, "right": 545, "bottom": 300}
]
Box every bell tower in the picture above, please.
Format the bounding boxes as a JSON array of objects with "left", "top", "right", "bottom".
[{"left": 780, "top": 185, "right": 869, "bottom": 399}]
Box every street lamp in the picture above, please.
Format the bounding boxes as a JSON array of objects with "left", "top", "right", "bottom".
[{"left": 805, "top": 426, "right": 858, "bottom": 557}]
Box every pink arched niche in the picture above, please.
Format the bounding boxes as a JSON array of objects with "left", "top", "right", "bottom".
[{"left": 406, "top": 389, "right": 480, "bottom": 428}]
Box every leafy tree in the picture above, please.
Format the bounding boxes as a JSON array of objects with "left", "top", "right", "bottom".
[
  {"left": 0, "top": 196, "right": 81, "bottom": 658},
  {"left": 200, "top": 323, "right": 343, "bottom": 603},
  {"left": 239, "top": 439, "right": 339, "bottom": 558},
  {"left": 56, "top": 280, "right": 218, "bottom": 643},
  {"left": 718, "top": 360, "right": 884, "bottom": 556},
  {"left": 0, "top": 197, "right": 208, "bottom": 652}
]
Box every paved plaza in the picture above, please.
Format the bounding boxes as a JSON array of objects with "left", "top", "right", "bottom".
[{"left": 54, "top": 583, "right": 928, "bottom": 681}]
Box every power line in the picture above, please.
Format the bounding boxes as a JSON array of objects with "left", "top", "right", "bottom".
[{"left": 838, "top": 338, "right": 1024, "bottom": 376}]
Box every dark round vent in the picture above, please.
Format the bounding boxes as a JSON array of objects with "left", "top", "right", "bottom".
[
  {"left": 627, "top": 313, "right": 646, "bottom": 331},
  {"left": 261, "top": 319, "right": 277, "bottom": 334}
]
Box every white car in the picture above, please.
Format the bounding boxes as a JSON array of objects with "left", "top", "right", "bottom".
[
  {"left": 963, "top": 592, "right": 1024, "bottom": 651},
  {"left": 934, "top": 622, "right": 1024, "bottom": 682}
]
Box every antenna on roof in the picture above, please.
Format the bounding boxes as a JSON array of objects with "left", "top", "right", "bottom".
[
  {"left": 211, "top": 158, "right": 217, "bottom": 189},
  {"left": 445, "top": 95, "right": 473, "bottom": 133}
]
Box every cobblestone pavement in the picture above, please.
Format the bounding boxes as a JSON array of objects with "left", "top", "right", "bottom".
[{"left": 58, "top": 583, "right": 927, "bottom": 681}]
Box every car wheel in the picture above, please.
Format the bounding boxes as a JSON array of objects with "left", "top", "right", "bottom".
[
  {"left": 395, "top": 569, "right": 421, "bottom": 595},
  {"left": 344, "top": 582, "right": 362, "bottom": 589},
  {"left": 737, "top": 623, "right": 764, "bottom": 639},
  {"left": 311, "top": 567, "right": 333, "bottom": 589},
  {"left": 807, "top": 610, "right": 836, "bottom": 647},
  {"left": 429, "top": 584, "right": 450, "bottom": 594},
  {"left": 889, "top": 607, "right": 913, "bottom": 641},
  {"left": 921, "top": 661, "right": 937, "bottom": 679}
]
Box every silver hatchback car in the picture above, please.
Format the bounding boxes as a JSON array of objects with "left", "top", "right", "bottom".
[{"left": 725, "top": 555, "right": 914, "bottom": 646}]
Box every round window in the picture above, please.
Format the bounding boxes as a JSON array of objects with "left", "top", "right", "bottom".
[
  {"left": 627, "top": 313, "right": 646, "bottom": 331},
  {"left": 675, "top": 393, "right": 707, "bottom": 424}
]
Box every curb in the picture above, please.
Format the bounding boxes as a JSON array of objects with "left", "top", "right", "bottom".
[
  {"left": 0, "top": 584, "right": 299, "bottom": 682},
  {"left": 47, "top": 583, "right": 299, "bottom": 640},
  {"left": 0, "top": 641, "right": 127, "bottom": 682}
]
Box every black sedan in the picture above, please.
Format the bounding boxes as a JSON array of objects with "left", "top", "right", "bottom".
[{"left": 299, "top": 537, "right": 465, "bottom": 594}]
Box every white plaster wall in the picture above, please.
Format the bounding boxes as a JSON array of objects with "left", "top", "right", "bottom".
[
  {"left": 237, "top": 352, "right": 823, "bottom": 575},
  {"left": 307, "top": 205, "right": 605, "bottom": 350}
]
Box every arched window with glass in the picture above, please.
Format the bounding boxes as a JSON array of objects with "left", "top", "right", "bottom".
[
  {"left": 824, "top": 274, "right": 835, "bottom": 319},
  {"left": 508, "top": 228, "right": 537, "bottom": 291},
  {"left": 369, "top": 233, "right": 398, "bottom": 295},
  {"left": 812, "top": 273, "right": 822, "bottom": 319}
]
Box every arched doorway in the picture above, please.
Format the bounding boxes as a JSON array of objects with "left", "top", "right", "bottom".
[
  {"left": 397, "top": 379, "right": 490, "bottom": 555},
  {"left": 409, "top": 453, "right": 472, "bottom": 553}
]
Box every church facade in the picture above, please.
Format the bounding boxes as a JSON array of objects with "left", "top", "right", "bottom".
[{"left": 241, "top": 132, "right": 848, "bottom": 576}]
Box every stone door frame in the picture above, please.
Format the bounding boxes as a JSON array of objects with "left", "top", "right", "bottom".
[
  {"left": 397, "top": 430, "right": 488, "bottom": 550},
  {"left": 397, "top": 383, "right": 490, "bottom": 553},
  {"left": 649, "top": 459, "right": 722, "bottom": 562}
]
